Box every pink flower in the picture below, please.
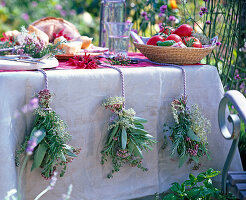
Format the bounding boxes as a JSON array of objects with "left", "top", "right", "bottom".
[
  {"left": 168, "top": 16, "right": 176, "bottom": 21},
  {"left": 160, "top": 5, "right": 167, "bottom": 13},
  {"left": 31, "top": 1, "right": 38, "bottom": 7},
  {"left": 21, "top": 13, "right": 29, "bottom": 21},
  {"left": 70, "top": 10, "right": 76, "bottom": 16},
  {"left": 55, "top": 4, "right": 62, "bottom": 10}
]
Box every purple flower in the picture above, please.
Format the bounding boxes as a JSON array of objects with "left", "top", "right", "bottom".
[
  {"left": 60, "top": 10, "right": 67, "bottom": 17},
  {"left": 158, "top": 13, "right": 164, "bottom": 18},
  {"left": 70, "top": 10, "right": 76, "bottom": 16},
  {"left": 141, "top": 11, "right": 147, "bottom": 18},
  {"left": 31, "top": 1, "right": 38, "bottom": 7},
  {"left": 0, "top": 1, "right": 6, "bottom": 6},
  {"left": 240, "top": 82, "right": 245, "bottom": 90},
  {"left": 21, "top": 13, "right": 29, "bottom": 21},
  {"left": 234, "top": 74, "right": 241, "bottom": 80},
  {"left": 55, "top": 4, "right": 62, "bottom": 10},
  {"left": 205, "top": 20, "right": 211, "bottom": 24},
  {"left": 159, "top": 23, "right": 163, "bottom": 29},
  {"left": 26, "top": 137, "right": 37, "bottom": 155},
  {"left": 144, "top": 16, "right": 149, "bottom": 21},
  {"left": 199, "top": 11, "right": 204, "bottom": 17},
  {"left": 200, "top": 7, "right": 208, "bottom": 13},
  {"left": 29, "top": 97, "right": 39, "bottom": 109},
  {"left": 160, "top": 5, "right": 167, "bottom": 13},
  {"left": 203, "top": 0, "right": 208, "bottom": 2},
  {"left": 49, "top": 172, "right": 58, "bottom": 190},
  {"left": 168, "top": 16, "right": 176, "bottom": 21},
  {"left": 131, "top": 29, "right": 138, "bottom": 34},
  {"left": 216, "top": 42, "right": 221, "bottom": 46}
]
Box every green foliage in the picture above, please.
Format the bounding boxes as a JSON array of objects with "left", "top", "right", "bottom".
[
  {"left": 101, "top": 96, "right": 156, "bottom": 178},
  {"left": 164, "top": 97, "right": 210, "bottom": 168},
  {"left": 16, "top": 89, "right": 80, "bottom": 179},
  {"left": 162, "top": 168, "right": 236, "bottom": 200}
]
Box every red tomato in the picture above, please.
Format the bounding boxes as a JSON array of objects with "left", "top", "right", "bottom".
[
  {"left": 173, "top": 24, "right": 193, "bottom": 37},
  {"left": 159, "top": 26, "right": 175, "bottom": 35},
  {"left": 183, "top": 37, "right": 202, "bottom": 48},
  {"left": 147, "top": 35, "right": 166, "bottom": 46},
  {"left": 166, "top": 34, "right": 182, "bottom": 43}
]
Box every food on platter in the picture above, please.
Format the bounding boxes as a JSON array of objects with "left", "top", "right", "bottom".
[
  {"left": 75, "top": 36, "right": 93, "bottom": 49},
  {"left": 28, "top": 25, "right": 49, "bottom": 45},
  {"left": 172, "top": 24, "right": 193, "bottom": 37},
  {"left": 166, "top": 34, "right": 182, "bottom": 43},
  {"left": 30, "top": 17, "right": 80, "bottom": 42},
  {"left": 5, "top": 30, "right": 20, "bottom": 41},
  {"left": 183, "top": 37, "right": 202, "bottom": 48},
  {"left": 59, "top": 41, "right": 82, "bottom": 55},
  {"left": 54, "top": 36, "right": 67, "bottom": 48}
]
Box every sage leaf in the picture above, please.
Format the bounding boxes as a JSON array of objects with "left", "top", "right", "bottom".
[
  {"left": 65, "top": 149, "right": 77, "bottom": 157},
  {"left": 60, "top": 152, "right": 66, "bottom": 162},
  {"left": 107, "top": 125, "right": 119, "bottom": 145},
  {"left": 31, "top": 143, "right": 47, "bottom": 171},
  {"left": 187, "top": 128, "right": 200, "bottom": 142},
  {"left": 179, "top": 153, "right": 188, "bottom": 168},
  {"left": 121, "top": 128, "right": 127, "bottom": 149},
  {"left": 133, "top": 117, "right": 147, "bottom": 124},
  {"left": 30, "top": 127, "right": 46, "bottom": 145}
]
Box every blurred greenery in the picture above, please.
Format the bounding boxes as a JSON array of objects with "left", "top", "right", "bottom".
[{"left": 0, "top": 0, "right": 100, "bottom": 44}]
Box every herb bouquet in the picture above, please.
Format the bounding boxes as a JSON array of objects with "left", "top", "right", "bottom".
[
  {"left": 16, "top": 89, "right": 80, "bottom": 179},
  {"left": 101, "top": 97, "right": 156, "bottom": 178},
  {"left": 164, "top": 96, "right": 211, "bottom": 169}
]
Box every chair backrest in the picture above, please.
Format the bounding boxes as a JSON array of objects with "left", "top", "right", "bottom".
[{"left": 218, "top": 90, "right": 246, "bottom": 194}]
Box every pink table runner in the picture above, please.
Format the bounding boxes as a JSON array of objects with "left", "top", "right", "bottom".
[{"left": 0, "top": 52, "right": 202, "bottom": 72}]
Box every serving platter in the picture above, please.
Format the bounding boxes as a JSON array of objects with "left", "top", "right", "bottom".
[
  {"left": 0, "top": 55, "right": 59, "bottom": 70},
  {"left": 55, "top": 45, "right": 108, "bottom": 60}
]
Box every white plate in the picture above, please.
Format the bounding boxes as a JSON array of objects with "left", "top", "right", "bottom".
[{"left": 0, "top": 56, "right": 59, "bottom": 70}]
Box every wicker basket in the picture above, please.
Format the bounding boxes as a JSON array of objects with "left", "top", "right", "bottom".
[{"left": 134, "top": 42, "right": 216, "bottom": 65}]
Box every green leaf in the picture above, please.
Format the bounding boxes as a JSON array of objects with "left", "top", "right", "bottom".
[
  {"left": 179, "top": 153, "right": 188, "bottom": 168},
  {"left": 121, "top": 128, "right": 127, "bottom": 149},
  {"left": 133, "top": 117, "right": 147, "bottom": 124},
  {"left": 197, "top": 173, "right": 206, "bottom": 182},
  {"left": 130, "top": 138, "right": 143, "bottom": 158},
  {"left": 162, "top": 193, "right": 180, "bottom": 200},
  {"left": 187, "top": 129, "right": 200, "bottom": 142},
  {"left": 170, "top": 182, "right": 181, "bottom": 193},
  {"left": 192, "top": 156, "right": 199, "bottom": 163},
  {"left": 107, "top": 125, "right": 119, "bottom": 145},
  {"left": 187, "top": 188, "right": 200, "bottom": 198},
  {"left": 65, "top": 149, "right": 77, "bottom": 157},
  {"left": 183, "top": 180, "right": 192, "bottom": 187},
  {"left": 189, "top": 173, "right": 196, "bottom": 183},
  {"left": 134, "top": 123, "right": 144, "bottom": 129},
  {"left": 31, "top": 143, "right": 48, "bottom": 171},
  {"left": 60, "top": 152, "right": 66, "bottom": 162},
  {"left": 30, "top": 127, "right": 46, "bottom": 145}
]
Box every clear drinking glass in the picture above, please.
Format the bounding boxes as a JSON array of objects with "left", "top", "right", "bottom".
[{"left": 106, "top": 22, "right": 133, "bottom": 56}]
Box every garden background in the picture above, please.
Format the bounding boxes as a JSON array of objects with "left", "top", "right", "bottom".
[{"left": 0, "top": 0, "right": 245, "bottom": 167}]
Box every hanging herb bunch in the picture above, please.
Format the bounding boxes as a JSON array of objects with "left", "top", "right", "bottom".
[
  {"left": 163, "top": 96, "right": 211, "bottom": 169},
  {"left": 16, "top": 89, "right": 80, "bottom": 179},
  {"left": 101, "top": 96, "right": 156, "bottom": 178}
]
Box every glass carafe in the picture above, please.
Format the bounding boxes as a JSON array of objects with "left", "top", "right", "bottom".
[{"left": 99, "top": 0, "right": 126, "bottom": 47}]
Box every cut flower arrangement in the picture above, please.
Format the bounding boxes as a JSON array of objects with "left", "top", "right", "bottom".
[
  {"left": 164, "top": 96, "right": 211, "bottom": 169},
  {"left": 16, "top": 89, "right": 80, "bottom": 179},
  {"left": 101, "top": 97, "right": 157, "bottom": 178}
]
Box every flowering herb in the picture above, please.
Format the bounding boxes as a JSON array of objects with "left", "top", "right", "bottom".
[
  {"left": 16, "top": 89, "right": 80, "bottom": 179},
  {"left": 67, "top": 53, "right": 99, "bottom": 69},
  {"left": 163, "top": 96, "right": 211, "bottom": 169},
  {"left": 105, "top": 54, "right": 131, "bottom": 66},
  {"left": 101, "top": 96, "right": 156, "bottom": 178},
  {"left": 0, "top": 39, "right": 15, "bottom": 56}
]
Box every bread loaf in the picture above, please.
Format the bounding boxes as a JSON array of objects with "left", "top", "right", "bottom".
[{"left": 28, "top": 25, "right": 49, "bottom": 44}]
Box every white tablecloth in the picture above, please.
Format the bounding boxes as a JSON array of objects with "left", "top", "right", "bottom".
[{"left": 0, "top": 65, "right": 242, "bottom": 200}]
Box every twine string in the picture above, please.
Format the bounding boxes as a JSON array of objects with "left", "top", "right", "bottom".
[
  {"left": 100, "top": 64, "right": 126, "bottom": 108},
  {"left": 37, "top": 69, "right": 48, "bottom": 90}
]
